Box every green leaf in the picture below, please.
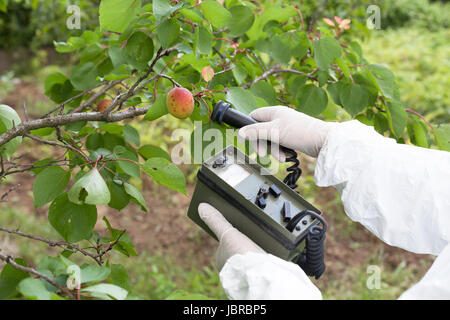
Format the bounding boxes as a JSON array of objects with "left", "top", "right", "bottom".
[
  {"left": 231, "top": 63, "right": 248, "bottom": 85},
  {"left": 108, "top": 46, "right": 130, "bottom": 68},
  {"left": 326, "top": 81, "right": 345, "bottom": 107},
  {"left": 124, "top": 183, "right": 148, "bottom": 212},
  {"left": 226, "top": 87, "right": 258, "bottom": 115},
  {"left": 18, "top": 278, "right": 54, "bottom": 300},
  {"left": 123, "top": 124, "right": 140, "bottom": 146},
  {"left": 157, "top": 19, "right": 180, "bottom": 49},
  {"left": 367, "top": 64, "right": 396, "bottom": 99},
  {"left": 353, "top": 69, "right": 379, "bottom": 106},
  {"left": 200, "top": 0, "right": 231, "bottom": 29},
  {"left": 138, "top": 145, "right": 170, "bottom": 161},
  {"left": 109, "top": 264, "right": 130, "bottom": 291},
  {"left": 246, "top": 4, "right": 296, "bottom": 40},
  {"left": 81, "top": 283, "right": 128, "bottom": 300},
  {"left": 107, "top": 181, "right": 130, "bottom": 211},
  {"left": 0, "top": 258, "right": 28, "bottom": 299},
  {"left": 126, "top": 31, "right": 154, "bottom": 64},
  {"left": 70, "top": 62, "right": 99, "bottom": 91},
  {"left": 340, "top": 83, "right": 369, "bottom": 117},
  {"left": 37, "top": 257, "right": 67, "bottom": 277},
  {"left": 268, "top": 35, "right": 291, "bottom": 65},
  {"left": 251, "top": 81, "right": 277, "bottom": 105},
  {"left": 296, "top": 85, "right": 328, "bottom": 116},
  {"left": 144, "top": 95, "right": 168, "bottom": 121},
  {"left": 30, "top": 127, "right": 54, "bottom": 137},
  {"left": 44, "top": 73, "right": 74, "bottom": 103},
  {"left": 0, "top": 104, "right": 22, "bottom": 160},
  {"left": 99, "top": 0, "right": 141, "bottom": 33},
  {"left": 142, "top": 158, "right": 186, "bottom": 195},
  {"left": 335, "top": 57, "right": 351, "bottom": 81},
  {"left": 374, "top": 112, "right": 389, "bottom": 134},
  {"left": 288, "top": 75, "right": 307, "bottom": 97},
  {"left": 180, "top": 8, "right": 203, "bottom": 23},
  {"left": 68, "top": 168, "right": 111, "bottom": 205},
  {"left": 33, "top": 166, "right": 71, "bottom": 208},
  {"left": 434, "top": 124, "right": 450, "bottom": 151},
  {"left": 81, "top": 265, "right": 111, "bottom": 284},
  {"left": 100, "top": 123, "right": 123, "bottom": 135},
  {"left": 49, "top": 193, "right": 98, "bottom": 242},
  {"left": 114, "top": 146, "right": 140, "bottom": 178},
  {"left": 195, "top": 26, "right": 213, "bottom": 56},
  {"left": 103, "top": 217, "right": 138, "bottom": 256},
  {"left": 153, "top": 0, "right": 183, "bottom": 21},
  {"left": 411, "top": 120, "right": 428, "bottom": 148},
  {"left": 289, "top": 32, "right": 310, "bottom": 60},
  {"left": 386, "top": 100, "right": 407, "bottom": 137},
  {"left": 312, "top": 37, "right": 342, "bottom": 70},
  {"left": 228, "top": 5, "right": 255, "bottom": 37},
  {"left": 179, "top": 54, "right": 210, "bottom": 73}
]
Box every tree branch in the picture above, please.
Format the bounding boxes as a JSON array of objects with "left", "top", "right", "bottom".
[
  {"left": 24, "top": 133, "right": 91, "bottom": 163},
  {"left": 0, "top": 226, "right": 103, "bottom": 265},
  {"left": 243, "top": 64, "right": 318, "bottom": 88},
  {"left": 0, "top": 251, "right": 75, "bottom": 299},
  {"left": 0, "top": 105, "right": 150, "bottom": 148}
]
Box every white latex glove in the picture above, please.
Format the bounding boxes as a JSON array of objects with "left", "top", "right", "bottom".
[
  {"left": 198, "top": 203, "right": 265, "bottom": 270},
  {"left": 238, "top": 106, "right": 336, "bottom": 159},
  {"left": 198, "top": 203, "right": 322, "bottom": 300}
]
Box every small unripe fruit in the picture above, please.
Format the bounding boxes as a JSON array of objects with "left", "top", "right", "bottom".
[
  {"left": 166, "top": 87, "right": 194, "bottom": 119},
  {"left": 97, "top": 99, "right": 112, "bottom": 112}
]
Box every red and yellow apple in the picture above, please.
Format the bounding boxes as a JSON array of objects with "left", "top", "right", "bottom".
[
  {"left": 166, "top": 87, "right": 194, "bottom": 119},
  {"left": 97, "top": 99, "right": 112, "bottom": 112}
]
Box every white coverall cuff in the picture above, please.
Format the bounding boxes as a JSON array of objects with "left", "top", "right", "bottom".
[{"left": 219, "top": 252, "right": 322, "bottom": 300}]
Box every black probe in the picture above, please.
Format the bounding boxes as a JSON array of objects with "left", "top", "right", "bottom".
[{"left": 211, "top": 101, "right": 303, "bottom": 189}]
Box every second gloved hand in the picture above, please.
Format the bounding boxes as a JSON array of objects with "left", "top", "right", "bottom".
[
  {"left": 238, "top": 106, "right": 336, "bottom": 158},
  {"left": 198, "top": 203, "right": 265, "bottom": 270},
  {"left": 198, "top": 203, "right": 322, "bottom": 300}
]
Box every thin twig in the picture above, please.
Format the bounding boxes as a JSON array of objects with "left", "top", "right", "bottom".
[
  {"left": 24, "top": 134, "right": 91, "bottom": 163},
  {"left": 0, "top": 251, "right": 75, "bottom": 299},
  {"left": 243, "top": 65, "right": 318, "bottom": 88},
  {"left": 0, "top": 184, "right": 21, "bottom": 202}
]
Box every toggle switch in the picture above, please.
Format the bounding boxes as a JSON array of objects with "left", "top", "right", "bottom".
[
  {"left": 255, "top": 196, "right": 267, "bottom": 209},
  {"left": 257, "top": 186, "right": 269, "bottom": 199},
  {"left": 212, "top": 156, "right": 228, "bottom": 168},
  {"left": 269, "top": 185, "right": 281, "bottom": 198},
  {"left": 281, "top": 201, "right": 292, "bottom": 222}
]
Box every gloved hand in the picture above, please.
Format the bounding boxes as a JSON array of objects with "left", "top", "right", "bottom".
[
  {"left": 238, "top": 106, "right": 336, "bottom": 159},
  {"left": 198, "top": 203, "right": 265, "bottom": 270},
  {"left": 198, "top": 203, "right": 323, "bottom": 300}
]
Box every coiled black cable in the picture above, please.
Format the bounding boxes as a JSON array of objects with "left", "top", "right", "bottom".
[
  {"left": 287, "top": 210, "right": 327, "bottom": 279},
  {"left": 281, "top": 147, "right": 303, "bottom": 190},
  {"left": 277, "top": 148, "right": 326, "bottom": 279}
]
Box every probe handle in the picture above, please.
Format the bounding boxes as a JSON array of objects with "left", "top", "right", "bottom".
[
  {"left": 211, "top": 101, "right": 290, "bottom": 152},
  {"left": 211, "top": 101, "right": 258, "bottom": 129}
]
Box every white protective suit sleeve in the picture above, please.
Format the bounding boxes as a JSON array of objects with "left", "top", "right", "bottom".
[
  {"left": 220, "top": 252, "right": 322, "bottom": 300},
  {"left": 314, "top": 120, "right": 450, "bottom": 299}
]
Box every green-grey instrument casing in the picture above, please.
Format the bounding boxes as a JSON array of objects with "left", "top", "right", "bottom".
[{"left": 187, "top": 146, "right": 321, "bottom": 261}]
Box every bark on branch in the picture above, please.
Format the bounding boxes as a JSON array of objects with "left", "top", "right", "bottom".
[
  {"left": 0, "top": 105, "right": 150, "bottom": 148},
  {"left": 0, "top": 251, "right": 75, "bottom": 299}
]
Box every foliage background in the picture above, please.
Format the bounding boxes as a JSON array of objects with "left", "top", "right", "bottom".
[{"left": 0, "top": 0, "right": 448, "bottom": 300}]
